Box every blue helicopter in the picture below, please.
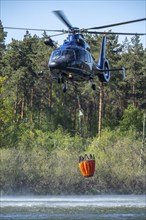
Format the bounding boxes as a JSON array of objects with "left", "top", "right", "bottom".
[{"left": 44, "top": 11, "right": 146, "bottom": 92}]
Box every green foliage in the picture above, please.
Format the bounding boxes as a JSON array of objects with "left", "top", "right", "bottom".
[
  {"left": 86, "top": 130, "right": 145, "bottom": 193},
  {"left": 0, "top": 20, "right": 7, "bottom": 61},
  {"left": 0, "top": 76, "right": 14, "bottom": 124},
  {"left": 119, "top": 104, "right": 143, "bottom": 133},
  {"left": 0, "top": 129, "right": 145, "bottom": 194}
]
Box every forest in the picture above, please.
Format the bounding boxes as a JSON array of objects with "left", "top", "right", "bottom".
[{"left": 0, "top": 20, "right": 146, "bottom": 194}]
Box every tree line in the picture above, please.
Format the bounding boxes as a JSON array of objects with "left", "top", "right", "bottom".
[{"left": 0, "top": 20, "right": 145, "bottom": 194}]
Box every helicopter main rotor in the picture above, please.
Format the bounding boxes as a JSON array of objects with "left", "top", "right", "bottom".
[{"left": 2, "top": 10, "right": 146, "bottom": 37}]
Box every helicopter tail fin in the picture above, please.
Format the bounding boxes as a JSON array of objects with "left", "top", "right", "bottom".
[
  {"left": 96, "top": 35, "right": 126, "bottom": 82},
  {"left": 96, "top": 35, "right": 110, "bottom": 82},
  {"left": 97, "top": 35, "right": 106, "bottom": 69}
]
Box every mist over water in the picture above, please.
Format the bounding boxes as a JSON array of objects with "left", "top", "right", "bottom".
[{"left": 0, "top": 195, "right": 145, "bottom": 220}]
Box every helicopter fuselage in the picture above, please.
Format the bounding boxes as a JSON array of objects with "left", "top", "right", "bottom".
[
  {"left": 48, "top": 34, "right": 125, "bottom": 90},
  {"left": 48, "top": 33, "right": 97, "bottom": 82},
  {"left": 49, "top": 47, "right": 97, "bottom": 82}
]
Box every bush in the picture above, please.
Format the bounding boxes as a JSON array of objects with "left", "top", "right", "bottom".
[{"left": 0, "top": 129, "right": 145, "bottom": 194}]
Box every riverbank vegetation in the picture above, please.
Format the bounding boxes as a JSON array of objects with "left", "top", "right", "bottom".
[
  {"left": 0, "top": 21, "right": 145, "bottom": 194},
  {"left": 1, "top": 127, "right": 145, "bottom": 194}
]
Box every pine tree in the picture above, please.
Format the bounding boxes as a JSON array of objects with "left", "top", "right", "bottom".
[{"left": 123, "top": 35, "right": 145, "bottom": 108}]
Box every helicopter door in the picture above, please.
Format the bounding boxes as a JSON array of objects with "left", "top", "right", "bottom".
[
  {"left": 84, "top": 51, "right": 92, "bottom": 71},
  {"left": 75, "top": 49, "right": 87, "bottom": 71}
]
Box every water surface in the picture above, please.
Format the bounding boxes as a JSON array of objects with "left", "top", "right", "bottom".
[{"left": 0, "top": 195, "right": 145, "bottom": 220}]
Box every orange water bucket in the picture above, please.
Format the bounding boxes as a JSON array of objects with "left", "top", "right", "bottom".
[{"left": 79, "top": 154, "right": 95, "bottom": 177}]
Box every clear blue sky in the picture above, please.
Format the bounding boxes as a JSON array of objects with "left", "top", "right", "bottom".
[{"left": 0, "top": 0, "right": 146, "bottom": 47}]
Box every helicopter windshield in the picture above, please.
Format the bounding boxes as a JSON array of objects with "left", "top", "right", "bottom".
[{"left": 62, "top": 49, "right": 75, "bottom": 60}]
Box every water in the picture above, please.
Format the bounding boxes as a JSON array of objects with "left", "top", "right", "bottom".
[{"left": 0, "top": 195, "right": 145, "bottom": 220}]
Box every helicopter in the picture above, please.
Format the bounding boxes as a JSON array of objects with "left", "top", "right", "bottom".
[{"left": 44, "top": 11, "right": 146, "bottom": 92}]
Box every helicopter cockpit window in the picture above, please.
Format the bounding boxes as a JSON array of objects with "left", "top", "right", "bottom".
[
  {"left": 75, "top": 49, "right": 85, "bottom": 62},
  {"left": 75, "top": 49, "right": 91, "bottom": 62},
  {"left": 52, "top": 50, "right": 61, "bottom": 59},
  {"left": 62, "top": 49, "right": 75, "bottom": 60}
]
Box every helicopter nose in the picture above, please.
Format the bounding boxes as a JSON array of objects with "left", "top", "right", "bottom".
[
  {"left": 49, "top": 59, "right": 67, "bottom": 69},
  {"left": 49, "top": 62, "right": 58, "bottom": 68}
]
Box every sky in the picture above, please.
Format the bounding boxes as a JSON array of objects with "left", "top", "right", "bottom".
[{"left": 0, "top": 0, "right": 146, "bottom": 47}]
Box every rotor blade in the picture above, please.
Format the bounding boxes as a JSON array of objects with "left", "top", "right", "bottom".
[
  {"left": 53, "top": 10, "right": 73, "bottom": 29},
  {"left": 85, "top": 31, "right": 146, "bottom": 35},
  {"left": 2, "top": 26, "right": 65, "bottom": 32},
  {"left": 49, "top": 32, "right": 67, "bottom": 37},
  {"left": 85, "top": 18, "right": 146, "bottom": 30}
]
